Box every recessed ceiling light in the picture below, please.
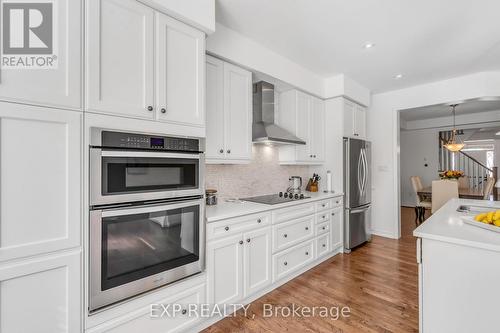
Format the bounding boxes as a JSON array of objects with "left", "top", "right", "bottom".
[
  {"left": 394, "top": 74, "right": 403, "bottom": 79},
  {"left": 364, "top": 42, "right": 375, "bottom": 49}
]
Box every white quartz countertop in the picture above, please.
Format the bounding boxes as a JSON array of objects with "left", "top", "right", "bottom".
[
  {"left": 206, "top": 192, "right": 343, "bottom": 223},
  {"left": 414, "top": 198, "right": 500, "bottom": 252}
]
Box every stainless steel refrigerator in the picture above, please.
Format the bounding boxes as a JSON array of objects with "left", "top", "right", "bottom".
[{"left": 343, "top": 138, "right": 372, "bottom": 252}]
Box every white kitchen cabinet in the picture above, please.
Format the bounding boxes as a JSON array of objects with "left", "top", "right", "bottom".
[
  {"left": 207, "top": 234, "right": 243, "bottom": 304},
  {"left": 87, "top": 0, "right": 205, "bottom": 127},
  {"left": 0, "top": 250, "right": 81, "bottom": 333},
  {"left": 207, "top": 226, "right": 271, "bottom": 304},
  {"left": 330, "top": 207, "right": 342, "bottom": 249},
  {"left": 0, "top": 103, "right": 81, "bottom": 262},
  {"left": 205, "top": 56, "right": 252, "bottom": 163},
  {"left": 0, "top": 0, "right": 82, "bottom": 109},
  {"left": 243, "top": 227, "right": 272, "bottom": 297},
  {"left": 343, "top": 99, "right": 367, "bottom": 139},
  {"left": 87, "top": 0, "right": 154, "bottom": 119},
  {"left": 156, "top": 13, "right": 205, "bottom": 126},
  {"left": 278, "top": 90, "right": 325, "bottom": 164}
]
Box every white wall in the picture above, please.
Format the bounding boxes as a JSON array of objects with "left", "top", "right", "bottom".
[
  {"left": 207, "top": 24, "right": 371, "bottom": 105},
  {"left": 400, "top": 128, "right": 441, "bottom": 206},
  {"left": 141, "top": 0, "right": 215, "bottom": 33},
  {"left": 369, "top": 71, "right": 500, "bottom": 238}
]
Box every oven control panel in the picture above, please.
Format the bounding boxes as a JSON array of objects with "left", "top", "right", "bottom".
[{"left": 101, "top": 131, "right": 200, "bottom": 152}]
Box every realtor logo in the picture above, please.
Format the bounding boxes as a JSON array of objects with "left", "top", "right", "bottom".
[{"left": 2, "top": 1, "right": 58, "bottom": 69}]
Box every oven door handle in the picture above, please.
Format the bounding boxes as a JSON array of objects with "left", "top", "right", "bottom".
[
  {"left": 100, "top": 150, "right": 200, "bottom": 160},
  {"left": 101, "top": 199, "right": 204, "bottom": 218}
]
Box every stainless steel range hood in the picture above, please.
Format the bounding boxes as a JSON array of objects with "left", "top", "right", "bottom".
[{"left": 252, "top": 81, "right": 306, "bottom": 145}]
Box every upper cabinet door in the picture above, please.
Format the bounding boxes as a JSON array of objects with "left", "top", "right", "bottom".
[
  {"left": 311, "top": 97, "right": 325, "bottom": 161},
  {"left": 87, "top": 0, "right": 155, "bottom": 119},
  {"left": 223, "top": 62, "right": 252, "bottom": 161},
  {"left": 0, "top": 0, "right": 81, "bottom": 109},
  {"left": 295, "top": 92, "right": 311, "bottom": 161},
  {"left": 205, "top": 56, "right": 225, "bottom": 160},
  {"left": 343, "top": 99, "right": 356, "bottom": 138},
  {"left": 156, "top": 13, "right": 205, "bottom": 126},
  {"left": 355, "top": 104, "right": 367, "bottom": 139}
]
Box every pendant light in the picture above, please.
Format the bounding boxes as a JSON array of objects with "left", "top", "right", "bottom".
[{"left": 443, "top": 104, "right": 465, "bottom": 152}]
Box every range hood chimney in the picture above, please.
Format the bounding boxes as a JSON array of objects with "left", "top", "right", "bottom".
[{"left": 252, "top": 81, "right": 306, "bottom": 145}]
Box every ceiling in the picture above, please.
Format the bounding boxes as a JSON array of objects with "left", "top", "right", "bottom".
[
  {"left": 215, "top": 0, "right": 500, "bottom": 92},
  {"left": 399, "top": 99, "right": 500, "bottom": 121}
]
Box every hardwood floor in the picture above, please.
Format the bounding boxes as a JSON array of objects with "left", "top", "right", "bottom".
[{"left": 203, "top": 207, "right": 419, "bottom": 333}]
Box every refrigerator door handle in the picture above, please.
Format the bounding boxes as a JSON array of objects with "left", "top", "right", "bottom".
[
  {"left": 362, "top": 148, "right": 368, "bottom": 196},
  {"left": 357, "top": 151, "right": 363, "bottom": 195},
  {"left": 350, "top": 206, "right": 371, "bottom": 214}
]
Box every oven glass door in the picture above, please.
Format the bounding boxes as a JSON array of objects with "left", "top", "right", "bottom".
[
  {"left": 90, "top": 199, "right": 204, "bottom": 311},
  {"left": 91, "top": 150, "right": 203, "bottom": 205}
]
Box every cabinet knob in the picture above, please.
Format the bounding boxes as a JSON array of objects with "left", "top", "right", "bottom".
[
  {"left": 257, "top": 219, "right": 262, "bottom": 223},
  {"left": 354, "top": 133, "right": 359, "bottom": 137},
  {"left": 322, "top": 215, "right": 326, "bottom": 219},
  {"left": 239, "top": 240, "right": 243, "bottom": 245},
  {"left": 322, "top": 204, "right": 326, "bottom": 207},
  {"left": 322, "top": 226, "right": 326, "bottom": 230},
  {"left": 219, "top": 149, "right": 224, "bottom": 154},
  {"left": 181, "top": 309, "right": 187, "bottom": 315},
  {"left": 227, "top": 149, "right": 231, "bottom": 154},
  {"left": 147, "top": 106, "right": 153, "bottom": 111},
  {"left": 313, "top": 155, "right": 317, "bottom": 158},
  {"left": 332, "top": 213, "right": 335, "bottom": 216},
  {"left": 322, "top": 244, "right": 326, "bottom": 247},
  {"left": 284, "top": 261, "right": 288, "bottom": 266},
  {"left": 246, "top": 238, "right": 251, "bottom": 243},
  {"left": 305, "top": 227, "right": 309, "bottom": 231},
  {"left": 283, "top": 234, "right": 288, "bottom": 238},
  {"left": 310, "top": 154, "right": 313, "bottom": 158},
  {"left": 161, "top": 108, "right": 166, "bottom": 114},
  {"left": 305, "top": 251, "right": 309, "bottom": 256},
  {"left": 224, "top": 226, "right": 229, "bottom": 231}
]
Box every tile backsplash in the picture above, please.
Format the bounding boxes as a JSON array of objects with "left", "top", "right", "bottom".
[{"left": 205, "top": 145, "right": 311, "bottom": 199}]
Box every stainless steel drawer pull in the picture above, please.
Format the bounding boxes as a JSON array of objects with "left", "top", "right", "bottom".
[
  {"left": 219, "top": 149, "right": 224, "bottom": 154},
  {"left": 332, "top": 213, "right": 335, "bottom": 216},
  {"left": 283, "top": 234, "right": 288, "bottom": 238},
  {"left": 227, "top": 149, "right": 231, "bottom": 154},
  {"left": 322, "top": 244, "right": 326, "bottom": 247},
  {"left": 305, "top": 227, "right": 309, "bottom": 231},
  {"left": 322, "top": 204, "right": 326, "bottom": 207},
  {"left": 322, "top": 215, "right": 326, "bottom": 219},
  {"left": 161, "top": 108, "right": 166, "bottom": 113},
  {"left": 147, "top": 106, "right": 153, "bottom": 111},
  {"left": 239, "top": 240, "right": 243, "bottom": 245},
  {"left": 284, "top": 262, "right": 288, "bottom": 266},
  {"left": 257, "top": 219, "right": 262, "bottom": 223},
  {"left": 224, "top": 226, "right": 229, "bottom": 231},
  {"left": 181, "top": 309, "right": 187, "bottom": 315},
  {"left": 322, "top": 226, "right": 326, "bottom": 230},
  {"left": 246, "top": 238, "right": 251, "bottom": 243},
  {"left": 305, "top": 251, "right": 309, "bottom": 256}
]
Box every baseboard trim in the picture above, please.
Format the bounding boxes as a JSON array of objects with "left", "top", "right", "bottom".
[{"left": 371, "top": 229, "right": 399, "bottom": 239}]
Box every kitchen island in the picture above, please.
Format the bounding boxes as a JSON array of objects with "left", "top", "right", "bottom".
[{"left": 413, "top": 198, "right": 500, "bottom": 333}]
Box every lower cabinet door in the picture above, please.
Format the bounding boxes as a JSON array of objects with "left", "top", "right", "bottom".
[
  {"left": 316, "top": 234, "right": 330, "bottom": 258},
  {"left": 0, "top": 251, "right": 81, "bottom": 333},
  {"left": 331, "top": 207, "right": 342, "bottom": 249},
  {"left": 243, "top": 227, "right": 271, "bottom": 297},
  {"left": 207, "top": 234, "right": 243, "bottom": 305}
]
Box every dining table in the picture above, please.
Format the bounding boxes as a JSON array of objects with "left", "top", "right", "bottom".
[{"left": 417, "top": 186, "right": 485, "bottom": 200}]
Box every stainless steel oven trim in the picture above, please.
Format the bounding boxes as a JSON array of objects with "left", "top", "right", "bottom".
[
  {"left": 89, "top": 198, "right": 205, "bottom": 312},
  {"left": 90, "top": 148, "right": 205, "bottom": 206}
]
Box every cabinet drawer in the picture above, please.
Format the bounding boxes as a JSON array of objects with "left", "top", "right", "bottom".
[
  {"left": 273, "top": 216, "right": 314, "bottom": 253},
  {"left": 316, "top": 222, "right": 330, "bottom": 235},
  {"left": 315, "top": 199, "right": 333, "bottom": 212},
  {"left": 332, "top": 197, "right": 343, "bottom": 207},
  {"left": 316, "top": 234, "right": 330, "bottom": 258},
  {"left": 207, "top": 213, "right": 271, "bottom": 240},
  {"left": 272, "top": 203, "right": 315, "bottom": 224},
  {"left": 98, "top": 284, "right": 206, "bottom": 333},
  {"left": 273, "top": 240, "right": 315, "bottom": 282},
  {"left": 316, "top": 211, "right": 331, "bottom": 224}
]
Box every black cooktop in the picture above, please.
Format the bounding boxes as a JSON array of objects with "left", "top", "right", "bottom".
[{"left": 242, "top": 192, "right": 310, "bottom": 205}]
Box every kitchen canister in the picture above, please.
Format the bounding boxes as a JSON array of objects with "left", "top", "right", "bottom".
[{"left": 206, "top": 189, "right": 218, "bottom": 206}]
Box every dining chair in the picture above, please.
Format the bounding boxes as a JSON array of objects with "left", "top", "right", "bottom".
[
  {"left": 431, "top": 180, "right": 459, "bottom": 213},
  {"left": 411, "top": 176, "right": 431, "bottom": 225},
  {"left": 458, "top": 176, "right": 469, "bottom": 189},
  {"left": 483, "top": 177, "right": 496, "bottom": 200}
]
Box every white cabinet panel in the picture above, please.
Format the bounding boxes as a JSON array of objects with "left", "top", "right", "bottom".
[
  {"left": 295, "top": 91, "right": 311, "bottom": 161},
  {"left": 0, "top": 103, "right": 81, "bottom": 261},
  {"left": 273, "top": 240, "right": 314, "bottom": 282},
  {"left": 0, "top": 0, "right": 82, "bottom": 109},
  {"left": 207, "top": 234, "right": 243, "bottom": 304},
  {"left": 311, "top": 97, "right": 325, "bottom": 161},
  {"left": 223, "top": 62, "right": 252, "bottom": 161},
  {"left": 343, "top": 99, "right": 366, "bottom": 139},
  {"left": 205, "top": 56, "right": 225, "bottom": 159},
  {"left": 316, "top": 234, "right": 330, "bottom": 258},
  {"left": 87, "top": 0, "right": 154, "bottom": 118},
  {"left": 156, "top": 13, "right": 205, "bottom": 126},
  {"left": 206, "top": 57, "right": 252, "bottom": 163},
  {"left": 272, "top": 216, "right": 314, "bottom": 253},
  {"left": 331, "top": 207, "right": 342, "bottom": 249},
  {"left": 355, "top": 104, "right": 367, "bottom": 139},
  {"left": 0, "top": 251, "right": 81, "bottom": 333},
  {"left": 244, "top": 227, "right": 271, "bottom": 297}
]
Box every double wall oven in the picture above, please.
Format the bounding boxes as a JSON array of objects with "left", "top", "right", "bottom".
[{"left": 89, "top": 128, "right": 205, "bottom": 312}]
